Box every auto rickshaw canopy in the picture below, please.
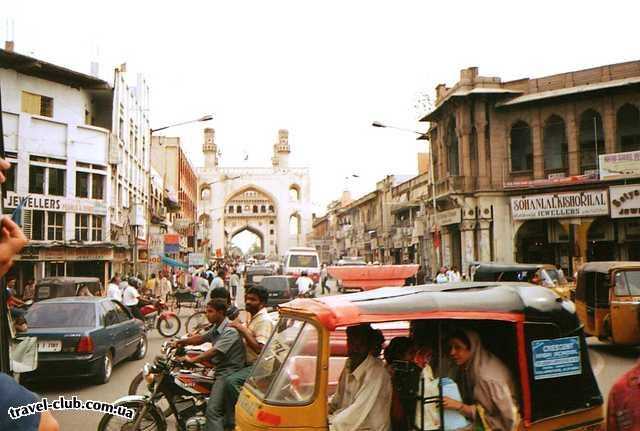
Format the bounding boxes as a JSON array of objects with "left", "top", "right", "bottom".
[
  {"left": 578, "top": 261, "right": 640, "bottom": 274},
  {"left": 280, "top": 282, "right": 579, "bottom": 334}
]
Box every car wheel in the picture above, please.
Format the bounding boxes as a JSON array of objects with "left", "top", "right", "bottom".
[
  {"left": 96, "top": 351, "right": 113, "bottom": 384},
  {"left": 131, "top": 335, "right": 148, "bottom": 360}
]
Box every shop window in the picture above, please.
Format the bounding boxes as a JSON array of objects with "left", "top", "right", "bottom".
[
  {"left": 616, "top": 103, "right": 640, "bottom": 153},
  {"left": 21, "top": 91, "right": 53, "bottom": 117},
  {"left": 4, "top": 162, "right": 16, "bottom": 192},
  {"left": 543, "top": 115, "right": 568, "bottom": 172},
  {"left": 510, "top": 121, "right": 533, "bottom": 171},
  {"left": 447, "top": 117, "right": 460, "bottom": 176},
  {"left": 47, "top": 212, "right": 64, "bottom": 241},
  {"left": 29, "top": 165, "right": 46, "bottom": 194},
  {"left": 45, "top": 262, "right": 65, "bottom": 277},
  {"left": 92, "top": 174, "right": 105, "bottom": 200},
  {"left": 31, "top": 210, "right": 45, "bottom": 240},
  {"left": 92, "top": 216, "right": 104, "bottom": 241},
  {"left": 48, "top": 168, "right": 65, "bottom": 196},
  {"left": 76, "top": 172, "right": 89, "bottom": 198},
  {"left": 579, "top": 110, "right": 605, "bottom": 173},
  {"left": 75, "top": 214, "right": 90, "bottom": 241}
]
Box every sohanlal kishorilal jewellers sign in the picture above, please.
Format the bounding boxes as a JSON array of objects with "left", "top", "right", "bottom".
[
  {"left": 511, "top": 190, "right": 609, "bottom": 220},
  {"left": 610, "top": 184, "right": 640, "bottom": 218}
]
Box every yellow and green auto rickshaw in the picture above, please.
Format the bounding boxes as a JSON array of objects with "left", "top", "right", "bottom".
[
  {"left": 236, "top": 282, "right": 604, "bottom": 430},
  {"left": 575, "top": 261, "right": 640, "bottom": 346}
]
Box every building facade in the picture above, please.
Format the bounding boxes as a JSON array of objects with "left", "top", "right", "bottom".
[
  {"left": 0, "top": 47, "right": 115, "bottom": 288},
  {"left": 421, "top": 61, "right": 640, "bottom": 277},
  {"left": 150, "top": 136, "right": 198, "bottom": 260},
  {"left": 197, "top": 128, "right": 312, "bottom": 259}
]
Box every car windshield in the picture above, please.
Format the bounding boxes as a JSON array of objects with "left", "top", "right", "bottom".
[
  {"left": 26, "top": 302, "right": 96, "bottom": 328},
  {"left": 247, "top": 316, "right": 319, "bottom": 404},
  {"left": 615, "top": 270, "right": 640, "bottom": 296},
  {"left": 289, "top": 254, "right": 318, "bottom": 268}
]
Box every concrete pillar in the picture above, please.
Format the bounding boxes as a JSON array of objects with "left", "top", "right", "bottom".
[
  {"left": 477, "top": 219, "right": 492, "bottom": 262},
  {"left": 532, "top": 110, "right": 545, "bottom": 179},
  {"left": 441, "top": 227, "right": 451, "bottom": 268},
  {"left": 475, "top": 99, "right": 490, "bottom": 189},
  {"left": 460, "top": 220, "right": 476, "bottom": 277},
  {"left": 603, "top": 96, "right": 617, "bottom": 154},
  {"left": 566, "top": 109, "right": 580, "bottom": 176}
]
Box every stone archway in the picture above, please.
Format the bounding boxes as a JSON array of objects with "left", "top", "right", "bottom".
[
  {"left": 229, "top": 225, "right": 265, "bottom": 256},
  {"left": 223, "top": 185, "right": 277, "bottom": 258}
]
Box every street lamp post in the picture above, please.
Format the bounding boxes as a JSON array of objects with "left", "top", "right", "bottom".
[
  {"left": 142, "top": 114, "right": 213, "bottom": 278},
  {"left": 371, "top": 121, "right": 441, "bottom": 268}
]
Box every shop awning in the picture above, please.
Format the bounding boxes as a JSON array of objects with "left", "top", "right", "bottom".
[{"left": 162, "top": 255, "right": 188, "bottom": 269}]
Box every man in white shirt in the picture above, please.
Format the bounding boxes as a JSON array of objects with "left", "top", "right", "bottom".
[
  {"left": 210, "top": 273, "right": 225, "bottom": 290},
  {"left": 107, "top": 275, "right": 122, "bottom": 302},
  {"left": 435, "top": 267, "right": 449, "bottom": 284},
  {"left": 296, "top": 271, "right": 314, "bottom": 297},
  {"left": 122, "top": 278, "right": 143, "bottom": 320},
  {"left": 328, "top": 324, "right": 392, "bottom": 431}
]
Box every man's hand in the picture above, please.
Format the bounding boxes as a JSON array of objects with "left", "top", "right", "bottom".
[
  {"left": 0, "top": 158, "right": 10, "bottom": 184},
  {"left": 0, "top": 217, "right": 27, "bottom": 278},
  {"left": 228, "top": 320, "right": 245, "bottom": 331},
  {"left": 175, "top": 355, "right": 196, "bottom": 364}
]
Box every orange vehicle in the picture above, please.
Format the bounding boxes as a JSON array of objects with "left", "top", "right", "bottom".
[
  {"left": 328, "top": 263, "right": 419, "bottom": 292},
  {"left": 236, "top": 282, "right": 604, "bottom": 430}
]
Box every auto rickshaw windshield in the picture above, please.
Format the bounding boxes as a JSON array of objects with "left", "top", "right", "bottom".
[
  {"left": 247, "top": 316, "right": 320, "bottom": 404},
  {"left": 614, "top": 270, "right": 640, "bottom": 296}
]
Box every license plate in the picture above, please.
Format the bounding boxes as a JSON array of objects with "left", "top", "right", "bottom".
[
  {"left": 38, "top": 341, "right": 62, "bottom": 352},
  {"left": 268, "top": 292, "right": 278, "bottom": 297}
]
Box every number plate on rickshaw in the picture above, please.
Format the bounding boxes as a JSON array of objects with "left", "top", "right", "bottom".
[{"left": 38, "top": 341, "right": 62, "bottom": 352}]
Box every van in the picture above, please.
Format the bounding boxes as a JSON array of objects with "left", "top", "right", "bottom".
[{"left": 283, "top": 247, "right": 321, "bottom": 283}]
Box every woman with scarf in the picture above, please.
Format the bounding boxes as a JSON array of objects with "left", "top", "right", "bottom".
[{"left": 443, "top": 329, "right": 520, "bottom": 430}]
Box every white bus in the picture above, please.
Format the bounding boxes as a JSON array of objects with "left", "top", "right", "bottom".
[{"left": 283, "top": 247, "right": 321, "bottom": 284}]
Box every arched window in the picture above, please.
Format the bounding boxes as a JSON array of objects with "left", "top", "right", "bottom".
[
  {"left": 268, "top": 205, "right": 274, "bottom": 213},
  {"left": 447, "top": 118, "right": 459, "bottom": 175},
  {"left": 510, "top": 121, "right": 533, "bottom": 171},
  {"left": 252, "top": 205, "right": 258, "bottom": 213},
  {"left": 260, "top": 205, "right": 266, "bottom": 213},
  {"left": 617, "top": 103, "right": 640, "bottom": 153},
  {"left": 289, "top": 185, "right": 301, "bottom": 201},
  {"left": 228, "top": 205, "right": 234, "bottom": 214},
  {"left": 579, "top": 109, "right": 605, "bottom": 173},
  {"left": 543, "top": 115, "right": 567, "bottom": 171},
  {"left": 289, "top": 214, "right": 301, "bottom": 236},
  {"left": 236, "top": 205, "right": 242, "bottom": 214},
  {"left": 200, "top": 186, "right": 210, "bottom": 201}
]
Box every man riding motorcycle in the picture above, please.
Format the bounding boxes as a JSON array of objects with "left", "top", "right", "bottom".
[{"left": 172, "top": 299, "right": 246, "bottom": 431}]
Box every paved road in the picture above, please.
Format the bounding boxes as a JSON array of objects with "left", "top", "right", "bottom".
[{"left": 24, "top": 281, "right": 639, "bottom": 430}]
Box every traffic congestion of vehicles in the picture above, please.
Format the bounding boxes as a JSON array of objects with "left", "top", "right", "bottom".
[{"left": 3, "top": 252, "right": 638, "bottom": 431}]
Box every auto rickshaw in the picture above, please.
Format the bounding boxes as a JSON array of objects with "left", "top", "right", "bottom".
[
  {"left": 34, "top": 276, "right": 103, "bottom": 301},
  {"left": 574, "top": 261, "right": 640, "bottom": 346},
  {"left": 236, "top": 282, "right": 603, "bottom": 430},
  {"left": 469, "top": 262, "right": 573, "bottom": 299}
]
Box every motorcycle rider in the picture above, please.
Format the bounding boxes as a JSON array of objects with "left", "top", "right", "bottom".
[
  {"left": 296, "top": 270, "right": 315, "bottom": 297},
  {"left": 173, "top": 299, "right": 246, "bottom": 431},
  {"left": 123, "top": 277, "right": 144, "bottom": 320}
]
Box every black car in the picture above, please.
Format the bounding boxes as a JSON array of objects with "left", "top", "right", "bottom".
[
  {"left": 245, "top": 265, "right": 276, "bottom": 290},
  {"left": 21, "top": 297, "right": 147, "bottom": 384},
  {"left": 258, "top": 275, "right": 298, "bottom": 307}
]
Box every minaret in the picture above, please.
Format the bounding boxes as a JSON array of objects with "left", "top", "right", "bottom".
[
  {"left": 203, "top": 128, "right": 218, "bottom": 167},
  {"left": 272, "top": 129, "right": 290, "bottom": 169}
]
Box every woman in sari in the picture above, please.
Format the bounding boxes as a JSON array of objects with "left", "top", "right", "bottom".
[{"left": 443, "top": 329, "right": 521, "bottom": 430}]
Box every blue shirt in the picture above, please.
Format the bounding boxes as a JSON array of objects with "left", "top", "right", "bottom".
[
  {"left": 0, "top": 373, "right": 40, "bottom": 431},
  {"left": 203, "top": 318, "right": 246, "bottom": 376}
]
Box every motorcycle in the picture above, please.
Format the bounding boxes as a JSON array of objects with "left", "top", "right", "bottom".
[
  {"left": 98, "top": 342, "right": 213, "bottom": 431},
  {"left": 139, "top": 296, "right": 181, "bottom": 337}
]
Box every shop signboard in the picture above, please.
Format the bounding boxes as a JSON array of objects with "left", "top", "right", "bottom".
[
  {"left": 150, "top": 234, "right": 165, "bottom": 255},
  {"left": 600, "top": 150, "right": 640, "bottom": 180},
  {"left": 609, "top": 184, "right": 640, "bottom": 218},
  {"left": 164, "top": 234, "right": 181, "bottom": 253},
  {"left": 188, "top": 253, "right": 205, "bottom": 267},
  {"left": 510, "top": 190, "right": 608, "bottom": 220},
  {"left": 39, "top": 247, "right": 114, "bottom": 261},
  {"left": 3, "top": 192, "right": 108, "bottom": 215},
  {"left": 436, "top": 208, "right": 462, "bottom": 226}
]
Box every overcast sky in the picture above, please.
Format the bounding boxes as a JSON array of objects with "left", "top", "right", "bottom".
[{"left": 3, "top": 1, "right": 639, "bottom": 213}]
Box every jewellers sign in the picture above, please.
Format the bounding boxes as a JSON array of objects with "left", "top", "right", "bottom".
[
  {"left": 610, "top": 185, "right": 640, "bottom": 218},
  {"left": 511, "top": 190, "right": 609, "bottom": 220},
  {"left": 4, "top": 192, "right": 107, "bottom": 215}
]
